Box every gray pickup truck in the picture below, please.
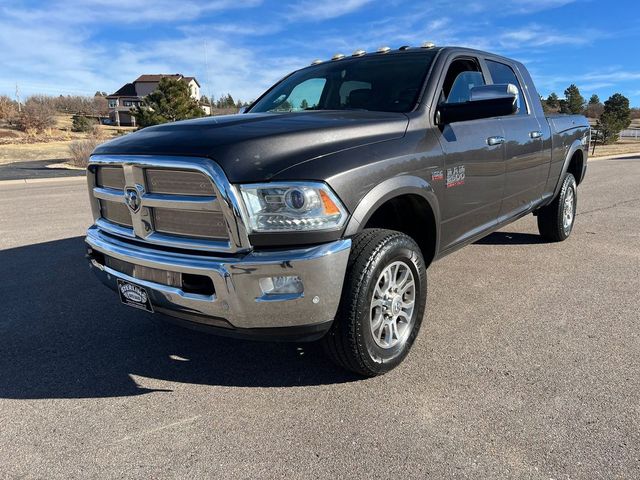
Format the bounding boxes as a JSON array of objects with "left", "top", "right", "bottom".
[{"left": 85, "top": 45, "right": 589, "bottom": 376}]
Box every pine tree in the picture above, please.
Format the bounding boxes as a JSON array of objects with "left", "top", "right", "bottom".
[
  {"left": 132, "top": 78, "right": 205, "bottom": 127},
  {"left": 564, "top": 84, "right": 585, "bottom": 114},
  {"left": 596, "top": 93, "right": 631, "bottom": 144},
  {"left": 546, "top": 92, "right": 559, "bottom": 109},
  {"left": 586, "top": 94, "right": 604, "bottom": 118}
]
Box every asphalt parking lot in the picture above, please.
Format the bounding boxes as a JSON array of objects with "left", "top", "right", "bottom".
[{"left": 0, "top": 156, "right": 638, "bottom": 479}]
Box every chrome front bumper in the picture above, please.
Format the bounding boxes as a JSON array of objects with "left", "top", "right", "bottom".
[{"left": 86, "top": 226, "right": 351, "bottom": 339}]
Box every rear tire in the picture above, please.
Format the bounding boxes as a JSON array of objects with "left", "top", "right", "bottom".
[
  {"left": 537, "top": 173, "right": 577, "bottom": 242},
  {"left": 322, "top": 229, "right": 427, "bottom": 377}
]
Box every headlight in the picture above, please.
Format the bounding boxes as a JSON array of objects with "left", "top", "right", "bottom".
[{"left": 239, "top": 182, "right": 347, "bottom": 232}]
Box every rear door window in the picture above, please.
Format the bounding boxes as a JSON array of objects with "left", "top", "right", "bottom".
[{"left": 486, "top": 60, "right": 528, "bottom": 115}]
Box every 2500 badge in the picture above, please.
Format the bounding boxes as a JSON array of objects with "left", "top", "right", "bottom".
[{"left": 117, "top": 279, "right": 154, "bottom": 313}]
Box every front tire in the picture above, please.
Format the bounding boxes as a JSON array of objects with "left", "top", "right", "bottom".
[
  {"left": 537, "top": 173, "right": 577, "bottom": 242},
  {"left": 322, "top": 229, "right": 427, "bottom": 376}
]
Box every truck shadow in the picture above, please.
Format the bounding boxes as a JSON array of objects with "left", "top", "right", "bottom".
[
  {"left": 0, "top": 237, "right": 359, "bottom": 399},
  {"left": 475, "top": 231, "right": 545, "bottom": 245}
]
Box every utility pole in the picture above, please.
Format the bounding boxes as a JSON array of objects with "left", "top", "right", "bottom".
[{"left": 15, "top": 83, "right": 21, "bottom": 113}]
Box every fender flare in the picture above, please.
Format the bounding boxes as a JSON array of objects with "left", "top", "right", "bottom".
[
  {"left": 343, "top": 175, "right": 441, "bottom": 249},
  {"left": 551, "top": 139, "right": 585, "bottom": 199}
]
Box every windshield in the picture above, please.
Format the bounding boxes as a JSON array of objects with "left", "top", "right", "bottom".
[{"left": 250, "top": 52, "right": 438, "bottom": 114}]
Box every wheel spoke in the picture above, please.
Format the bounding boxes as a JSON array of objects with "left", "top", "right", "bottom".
[
  {"left": 396, "top": 268, "right": 410, "bottom": 289},
  {"left": 391, "top": 263, "right": 399, "bottom": 285},
  {"left": 390, "top": 320, "right": 399, "bottom": 342},
  {"left": 371, "top": 298, "right": 384, "bottom": 309},
  {"left": 378, "top": 322, "right": 387, "bottom": 343},
  {"left": 400, "top": 280, "right": 414, "bottom": 295},
  {"left": 382, "top": 269, "right": 391, "bottom": 291},
  {"left": 401, "top": 300, "right": 414, "bottom": 309},
  {"left": 371, "top": 313, "right": 383, "bottom": 334}
]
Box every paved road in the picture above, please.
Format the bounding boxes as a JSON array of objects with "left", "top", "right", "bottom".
[{"left": 0, "top": 158, "right": 639, "bottom": 479}]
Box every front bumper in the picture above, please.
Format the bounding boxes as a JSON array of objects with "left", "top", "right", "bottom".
[{"left": 86, "top": 226, "right": 351, "bottom": 341}]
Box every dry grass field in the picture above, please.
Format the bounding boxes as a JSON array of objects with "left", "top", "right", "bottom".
[
  {"left": 0, "top": 141, "right": 76, "bottom": 165},
  {"left": 0, "top": 114, "right": 134, "bottom": 165},
  {"left": 590, "top": 138, "right": 640, "bottom": 158}
]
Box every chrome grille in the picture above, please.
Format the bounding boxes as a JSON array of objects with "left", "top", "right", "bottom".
[
  {"left": 153, "top": 208, "right": 227, "bottom": 239},
  {"left": 87, "top": 156, "right": 251, "bottom": 253},
  {"left": 100, "top": 199, "right": 133, "bottom": 227},
  {"left": 145, "top": 169, "right": 215, "bottom": 196},
  {"left": 96, "top": 166, "right": 126, "bottom": 190}
]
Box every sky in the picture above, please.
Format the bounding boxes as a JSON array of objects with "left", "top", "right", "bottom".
[{"left": 1, "top": 0, "right": 639, "bottom": 106}]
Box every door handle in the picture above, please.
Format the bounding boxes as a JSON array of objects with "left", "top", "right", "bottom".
[
  {"left": 529, "top": 130, "right": 543, "bottom": 139},
  {"left": 487, "top": 136, "right": 505, "bottom": 146}
]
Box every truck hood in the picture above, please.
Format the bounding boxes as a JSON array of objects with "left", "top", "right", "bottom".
[{"left": 93, "top": 111, "right": 409, "bottom": 182}]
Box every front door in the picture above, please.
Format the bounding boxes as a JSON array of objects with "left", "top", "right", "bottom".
[{"left": 434, "top": 57, "right": 506, "bottom": 250}]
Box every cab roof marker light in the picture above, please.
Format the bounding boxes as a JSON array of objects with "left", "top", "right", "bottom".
[
  {"left": 421, "top": 41, "right": 436, "bottom": 49},
  {"left": 331, "top": 53, "right": 345, "bottom": 61},
  {"left": 352, "top": 49, "right": 366, "bottom": 57},
  {"left": 311, "top": 59, "right": 323, "bottom": 65},
  {"left": 377, "top": 46, "right": 391, "bottom": 53},
  {"left": 398, "top": 45, "right": 411, "bottom": 50}
]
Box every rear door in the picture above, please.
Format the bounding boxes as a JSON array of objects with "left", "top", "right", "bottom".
[
  {"left": 484, "top": 58, "right": 547, "bottom": 221},
  {"left": 433, "top": 55, "right": 506, "bottom": 250}
]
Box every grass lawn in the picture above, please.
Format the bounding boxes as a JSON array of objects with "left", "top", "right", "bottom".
[
  {"left": 590, "top": 138, "right": 640, "bottom": 158},
  {"left": 0, "top": 114, "right": 134, "bottom": 165},
  {"left": 0, "top": 141, "right": 75, "bottom": 164}
]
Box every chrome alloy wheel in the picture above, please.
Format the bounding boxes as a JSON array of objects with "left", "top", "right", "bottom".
[
  {"left": 370, "top": 260, "right": 416, "bottom": 349},
  {"left": 563, "top": 186, "right": 575, "bottom": 232}
]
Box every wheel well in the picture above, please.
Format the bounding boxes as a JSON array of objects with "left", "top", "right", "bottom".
[
  {"left": 363, "top": 194, "right": 437, "bottom": 266},
  {"left": 567, "top": 149, "right": 584, "bottom": 185}
]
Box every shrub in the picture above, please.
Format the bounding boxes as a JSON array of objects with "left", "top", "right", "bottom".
[
  {"left": 68, "top": 135, "right": 103, "bottom": 168},
  {"left": 17, "top": 99, "right": 56, "bottom": 132},
  {"left": 72, "top": 114, "right": 97, "bottom": 132}
]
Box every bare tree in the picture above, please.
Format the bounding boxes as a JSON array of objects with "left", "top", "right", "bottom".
[
  {"left": 0, "top": 95, "right": 18, "bottom": 123},
  {"left": 17, "top": 97, "right": 56, "bottom": 132}
]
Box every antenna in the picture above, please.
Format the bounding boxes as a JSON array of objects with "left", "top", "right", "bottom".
[{"left": 204, "top": 41, "right": 213, "bottom": 116}]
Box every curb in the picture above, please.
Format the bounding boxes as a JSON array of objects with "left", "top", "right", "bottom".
[
  {"left": 0, "top": 175, "right": 86, "bottom": 186},
  {"left": 589, "top": 151, "right": 640, "bottom": 161}
]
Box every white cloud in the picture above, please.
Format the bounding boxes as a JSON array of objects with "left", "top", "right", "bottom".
[
  {"left": 464, "top": 0, "right": 579, "bottom": 14},
  {"left": 286, "top": 0, "right": 373, "bottom": 21},
  {"left": 499, "top": 24, "right": 591, "bottom": 47},
  {"left": 1, "top": 0, "right": 263, "bottom": 25},
  {"left": 583, "top": 71, "right": 640, "bottom": 82}
]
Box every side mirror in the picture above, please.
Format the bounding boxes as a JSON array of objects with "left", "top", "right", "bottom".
[
  {"left": 237, "top": 106, "right": 248, "bottom": 114},
  {"left": 436, "top": 83, "right": 518, "bottom": 125}
]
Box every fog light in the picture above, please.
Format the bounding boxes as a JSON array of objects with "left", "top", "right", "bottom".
[{"left": 259, "top": 276, "right": 303, "bottom": 295}]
